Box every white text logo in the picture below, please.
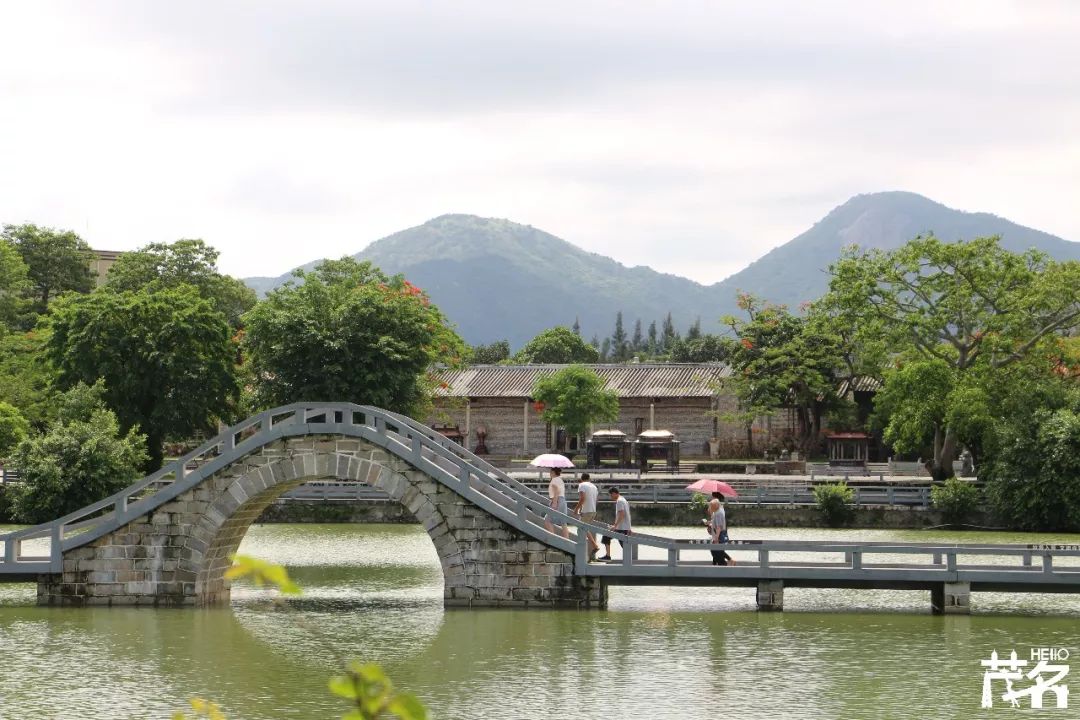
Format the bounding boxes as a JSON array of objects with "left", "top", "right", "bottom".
[{"left": 981, "top": 649, "right": 1070, "bottom": 709}]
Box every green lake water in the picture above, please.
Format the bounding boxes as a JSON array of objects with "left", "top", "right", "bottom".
[{"left": 2, "top": 523, "right": 1080, "bottom": 719}]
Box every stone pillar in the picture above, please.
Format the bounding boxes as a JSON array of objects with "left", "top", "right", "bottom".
[
  {"left": 523, "top": 401, "right": 529, "bottom": 453},
  {"left": 931, "top": 582, "right": 970, "bottom": 614},
  {"left": 756, "top": 580, "right": 784, "bottom": 611},
  {"left": 649, "top": 402, "right": 655, "bottom": 430}
]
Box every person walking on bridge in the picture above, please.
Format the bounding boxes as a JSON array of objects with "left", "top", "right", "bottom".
[
  {"left": 544, "top": 468, "right": 570, "bottom": 539},
  {"left": 598, "top": 486, "right": 632, "bottom": 561},
  {"left": 573, "top": 473, "right": 599, "bottom": 560},
  {"left": 707, "top": 493, "right": 735, "bottom": 566}
]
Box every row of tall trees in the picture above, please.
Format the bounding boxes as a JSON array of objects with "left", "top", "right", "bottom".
[
  {"left": 588, "top": 311, "right": 686, "bottom": 362},
  {"left": 471, "top": 312, "right": 732, "bottom": 365}
]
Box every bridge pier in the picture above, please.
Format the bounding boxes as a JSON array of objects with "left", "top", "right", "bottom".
[
  {"left": 756, "top": 580, "right": 784, "bottom": 611},
  {"left": 930, "top": 582, "right": 970, "bottom": 615}
]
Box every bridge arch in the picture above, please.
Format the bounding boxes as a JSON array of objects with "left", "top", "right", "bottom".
[{"left": 26, "top": 408, "right": 605, "bottom": 608}]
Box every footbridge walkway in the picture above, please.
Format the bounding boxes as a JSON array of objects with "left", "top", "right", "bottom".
[{"left": 2, "top": 403, "right": 1078, "bottom": 612}]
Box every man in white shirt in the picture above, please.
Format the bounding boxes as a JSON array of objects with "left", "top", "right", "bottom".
[
  {"left": 598, "top": 486, "right": 632, "bottom": 561},
  {"left": 544, "top": 468, "right": 570, "bottom": 539},
  {"left": 573, "top": 473, "right": 600, "bottom": 560}
]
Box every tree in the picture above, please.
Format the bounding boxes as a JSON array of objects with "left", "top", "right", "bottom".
[
  {"left": 8, "top": 382, "right": 147, "bottom": 523},
  {"left": 827, "top": 235, "right": 1080, "bottom": 479},
  {"left": 631, "top": 318, "right": 643, "bottom": 355},
  {"left": 105, "top": 239, "right": 257, "bottom": 328},
  {"left": 0, "top": 329, "right": 56, "bottom": 427},
  {"left": 611, "top": 311, "right": 628, "bottom": 362},
  {"left": 661, "top": 312, "right": 678, "bottom": 352},
  {"left": 971, "top": 348, "right": 1080, "bottom": 530},
  {"left": 46, "top": 285, "right": 239, "bottom": 470},
  {"left": 720, "top": 294, "right": 846, "bottom": 454},
  {"left": 870, "top": 358, "right": 991, "bottom": 468},
  {"left": 669, "top": 334, "right": 735, "bottom": 363},
  {"left": 986, "top": 397, "right": 1080, "bottom": 532},
  {"left": 243, "top": 257, "right": 464, "bottom": 418},
  {"left": 0, "top": 402, "right": 29, "bottom": 458},
  {"left": 2, "top": 224, "right": 94, "bottom": 313},
  {"left": 686, "top": 317, "right": 702, "bottom": 341},
  {"left": 0, "top": 238, "right": 29, "bottom": 330},
  {"left": 572, "top": 317, "right": 581, "bottom": 336},
  {"left": 532, "top": 365, "right": 619, "bottom": 441},
  {"left": 514, "top": 326, "right": 600, "bottom": 364},
  {"left": 470, "top": 340, "right": 511, "bottom": 364},
  {"left": 647, "top": 321, "right": 658, "bottom": 354}
]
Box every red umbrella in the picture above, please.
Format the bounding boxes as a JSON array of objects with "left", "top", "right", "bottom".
[{"left": 685, "top": 479, "right": 738, "bottom": 498}]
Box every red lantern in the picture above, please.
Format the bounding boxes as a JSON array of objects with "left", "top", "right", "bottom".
[{"left": 533, "top": 401, "right": 545, "bottom": 413}]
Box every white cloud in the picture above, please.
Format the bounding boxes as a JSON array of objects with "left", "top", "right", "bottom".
[{"left": 0, "top": 1, "right": 1077, "bottom": 283}]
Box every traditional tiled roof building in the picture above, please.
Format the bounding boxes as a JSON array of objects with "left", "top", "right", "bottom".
[{"left": 429, "top": 363, "right": 790, "bottom": 458}]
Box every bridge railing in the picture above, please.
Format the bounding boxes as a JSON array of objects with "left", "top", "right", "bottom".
[
  {"left": 276, "top": 480, "right": 936, "bottom": 508},
  {"left": 364, "top": 411, "right": 1041, "bottom": 585},
  {"left": 577, "top": 530, "right": 1080, "bottom": 581}
]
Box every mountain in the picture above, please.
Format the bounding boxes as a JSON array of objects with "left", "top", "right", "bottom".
[
  {"left": 712, "top": 191, "right": 1080, "bottom": 313},
  {"left": 246, "top": 214, "right": 718, "bottom": 347},
  {"left": 243, "top": 192, "right": 1080, "bottom": 347}
]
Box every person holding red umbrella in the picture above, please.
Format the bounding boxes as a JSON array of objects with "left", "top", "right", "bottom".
[
  {"left": 687, "top": 479, "right": 738, "bottom": 567},
  {"left": 706, "top": 493, "right": 736, "bottom": 566}
]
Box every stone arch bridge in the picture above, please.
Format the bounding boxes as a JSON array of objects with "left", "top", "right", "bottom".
[
  {"left": 0, "top": 404, "right": 604, "bottom": 607},
  {"left": 5, "top": 404, "right": 1080, "bottom": 613}
]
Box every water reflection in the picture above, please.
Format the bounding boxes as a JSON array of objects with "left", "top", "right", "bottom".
[{"left": 1, "top": 524, "right": 1079, "bottom": 719}]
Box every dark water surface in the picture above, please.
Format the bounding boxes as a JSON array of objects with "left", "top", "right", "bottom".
[{"left": 2, "top": 524, "right": 1079, "bottom": 719}]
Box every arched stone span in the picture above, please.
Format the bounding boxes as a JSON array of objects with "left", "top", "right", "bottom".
[{"left": 38, "top": 434, "right": 605, "bottom": 608}]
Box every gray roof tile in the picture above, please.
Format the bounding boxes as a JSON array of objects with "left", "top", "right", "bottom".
[{"left": 435, "top": 363, "right": 730, "bottom": 398}]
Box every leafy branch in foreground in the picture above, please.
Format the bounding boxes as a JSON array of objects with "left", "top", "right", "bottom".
[
  {"left": 173, "top": 698, "right": 226, "bottom": 720},
  {"left": 224, "top": 553, "right": 302, "bottom": 595},
  {"left": 329, "top": 662, "right": 427, "bottom": 720}
]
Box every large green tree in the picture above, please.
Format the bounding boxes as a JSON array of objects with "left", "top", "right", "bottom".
[
  {"left": 514, "top": 326, "right": 600, "bottom": 364},
  {"left": 532, "top": 365, "right": 619, "bottom": 441},
  {"left": 105, "top": 239, "right": 257, "bottom": 328},
  {"left": 827, "top": 235, "right": 1080, "bottom": 479},
  {"left": 719, "top": 294, "right": 847, "bottom": 454},
  {"left": 46, "top": 285, "right": 239, "bottom": 470},
  {"left": 8, "top": 382, "right": 147, "bottom": 523},
  {"left": 0, "top": 238, "right": 29, "bottom": 330},
  {"left": 242, "top": 258, "right": 464, "bottom": 416},
  {"left": 1, "top": 224, "right": 94, "bottom": 314}
]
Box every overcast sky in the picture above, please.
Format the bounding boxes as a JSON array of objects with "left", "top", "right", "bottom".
[{"left": 1, "top": 1, "right": 1078, "bottom": 283}]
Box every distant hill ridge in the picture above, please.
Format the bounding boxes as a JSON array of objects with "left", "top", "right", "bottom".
[{"left": 244, "top": 192, "right": 1080, "bottom": 347}]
